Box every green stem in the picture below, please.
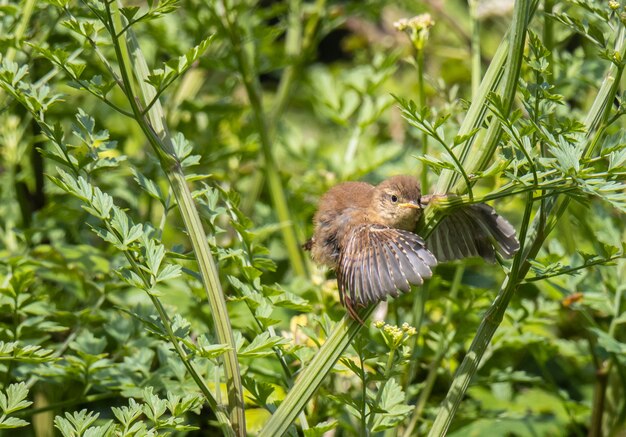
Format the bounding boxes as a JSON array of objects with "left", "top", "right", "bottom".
[
  {"left": 543, "top": 0, "right": 555, "bottom": 78},
  {"left": 366, "top": 347, "right": 397, "bottom": 431},
  {"left": 258, "top": 309, "right": 373, "bottom": 437},
  {"left": 469, "top": 0, "right": 481, "bottom": 98},
  {"left": 107, "top": 3, "right": 245, "bottom": 434},
  {"left": 360, "top": 350, "right": 368, "bottom": 437},
  {"left": 589, "top": 360, "right": 609, "bottom": 437},
  {"left": 433, "top": 0, "right": 539, "bottom": 196},
  {"left": 405, "top": 282, "right": 430, "bottom": 391},
  {"left": 242, "top": 0, "right": 324, "bottom": 216},
  {"left": 403, "top": 265, "right": 464, "bottom": 437},
  {"left": 215, "top": 0, "right": 307, "bottom": 278},
  {"left": 108, "top": 216, "right": 233, "bottom": 434},
  {"left": 525, "top": 254, "right": 625, "bottom": 282},
  {"left": 18, "top": 393, "right": 116, "bottom": 418},
  {"left": 417, "top": 46, "right": 429, "bottom": 193}
]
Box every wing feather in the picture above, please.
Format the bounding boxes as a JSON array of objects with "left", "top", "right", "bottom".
[
  {"left": 338, "top": 224, "right": 437, "bottom": 307},
  {"left": 426, "top": 203, "right": 519, "bottom": 262}
]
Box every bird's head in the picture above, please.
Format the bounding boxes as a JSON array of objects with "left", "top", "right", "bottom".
[{"left": 370, "top": 175, "right": 422, "bottom": 230}]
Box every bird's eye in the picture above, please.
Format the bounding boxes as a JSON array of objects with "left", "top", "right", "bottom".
[{"left": 391, "top": 195, "right": 398, "bottom": 203}]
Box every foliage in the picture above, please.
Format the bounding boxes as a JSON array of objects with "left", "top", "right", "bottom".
[{"left": 0, "top": 0, "right": 625, "bottom": 436}]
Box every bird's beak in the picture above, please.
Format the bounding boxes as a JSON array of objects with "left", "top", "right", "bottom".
[{"left": 398, "top": 201, "right": 421, "bottom": 209}]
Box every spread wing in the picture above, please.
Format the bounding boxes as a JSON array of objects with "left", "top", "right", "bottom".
[
  {"left": 337, "top": 224, "right": 437, "bottom": 308},
  {"left": 426, "top": 203, "right": 519, "bottom": 263}
]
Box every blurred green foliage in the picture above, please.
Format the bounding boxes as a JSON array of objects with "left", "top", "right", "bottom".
[{"left": 0, "top": 0, "right": 625, "bottom": 436}]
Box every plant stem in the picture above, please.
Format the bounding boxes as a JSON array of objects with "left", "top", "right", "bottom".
[
  {"left": 106, "top": 3, "right": 245, "bottom": 434},
  {"left": 242, "top": 0, "right": 324, "bottom": 216},
  {"left": 215, "top": 0, "right": 307, "bottom": 278},
  {"left": 403, "top": 265, "right": 463, "bottom": 437},
  {"left": 469, "top": 0, "right": 481, "bottom": 98},
  {"left": 359, "top": 347, "right": 368, "bottom": 436},
  {"left": 525, "top": 254, "right": 625, "bottom": 282},
  {"left": 366, "top": 346, "right": 396, "bottom": 431},
  {"left": 258, "top": 308, "right": 373, "bottom": 437},
  {"left": 543, "top": 0, "right": 555, "bottom": 78},
  {"left": 405, "top": 282, "right": 430, "bottom": 391},
  {"left": 417, "top": 45, "right": 429, "bottom": 193}
]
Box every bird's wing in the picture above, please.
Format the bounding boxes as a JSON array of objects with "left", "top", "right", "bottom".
[
  {"left": 426, "top": 203, "right": 519, "bottom": 263},
  {"left": 337, "top": 224, "right": 437, "bottom": 308}
]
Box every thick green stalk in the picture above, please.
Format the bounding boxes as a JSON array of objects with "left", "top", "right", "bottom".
[
  {"left": 258, "top": 309, "right": 373, "bottom": 436},
  {"left": 432, "top": 0, "right": 538, "bottom": 197},
  {"left": 428, "top": 17, "right": 626, "bottom": 437},
  {"left": 108, "top": 3, "right": 245, "bottom": 434}
]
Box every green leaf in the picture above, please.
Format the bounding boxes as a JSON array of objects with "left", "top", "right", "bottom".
[
  {"left": 0, "top": 342, "right": 55, "bottom": 364},
  {"left": 111, "top": 398, "right": 143, "bottom": 428},
  {"left": 303, "top": 420, "right": 338, "bottom": 437},
  {"left": 0, "top": 417, "right": 30, "bottom": 429},
  {"left": 191, "top": 336, "right": 230, "bottom": 360},
  {"left": 590, "top": 328, "right": 626, "bottom": 355},
  {"left": 54, "top": 410, "right": 100, "bottom": 436},
  {"left": 0, "top": 383, "right": 32, "bottom": 416},
  {"left": 131, "top": 168, "right": 165, "bottom": 204},
  {"left": 156, "top": 264, "right": 182, "bottom": 283},
  {"left": 120, "top": 6, "right": 141, "bottom": 21},
  {"left": 548, "top": 139, "right": 583, "bottom": 175},
  {"left": 371, "top": 378, "right": 413, "bottom": 432},
  {"left": 119, "top": 269, "right": 146, "bottom": 289},
  {"left": 141, "top": 387, "right": 167, "bottom": 422},
  {"left": 239, "top": 332, "right": 288, "bottom": 359}
]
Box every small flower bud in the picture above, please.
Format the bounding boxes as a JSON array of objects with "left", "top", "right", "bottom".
[{"left": 394, "top": 13, "right": 435, "bottom": 51}]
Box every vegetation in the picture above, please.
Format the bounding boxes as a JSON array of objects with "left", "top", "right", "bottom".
[{"left": 0, "top": 0, "right": 625, "bottom": 435}]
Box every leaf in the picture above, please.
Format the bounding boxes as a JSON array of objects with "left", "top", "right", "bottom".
[
  {"left": 0, "top": 416, "right": 30, "bottom": 429},
  {"left": 550, "top": 13, "right": 607, "bottom": 49},
  {"left": 54, "top": 410, "right": 100, "bottom": 436},
  {"left": 0, "top": 342, "right": 55, "bottom": 364},
  {"left": 303, "top": 420, "right": 338, "bottom": 437},
  {"left": 119, "top": 269, "right": 146, "bottom": 289},
  {"left": 417, "top": 154, "right": 456, "bottom": 175},
  {"left": 0, "top": 383, "right": 32, "bottom": 415},
  {"left": 142, "top": 387, "right": 167, "bottom": 422},
  {"left": 548, "top": 138, "right": 583, "bottom": 175},
  {"left": 590, "top": 328, "right": 626, "bottom": 355},
  {"left": 371, "top": 378, "right": 413, "bottom": 432},
  {"left": 190, "top": 336, "right": 230, "bottom": 360},
  {"left": 156, "top": 264, "right": 182, "bottom": 283},
  {"left": 131, "top": 168, "right": 165, "bottom": 204},
  {"left": 238, "top": 332, "right": 288, "bottom": 359},
  {"left": 120, "top": 6, "right": 141, "bottom": 21},
  {"left": 111, "top": 399, "right": 143, "bottom": 428}
]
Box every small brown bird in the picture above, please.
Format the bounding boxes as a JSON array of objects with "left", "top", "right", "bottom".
[{"left": 304, "top": 175, "right": 519, "bottom": 320}]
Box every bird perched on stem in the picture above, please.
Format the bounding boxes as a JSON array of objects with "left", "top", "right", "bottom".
[{"left": 304, "top": 175, "right": 519, "bottom": 321}]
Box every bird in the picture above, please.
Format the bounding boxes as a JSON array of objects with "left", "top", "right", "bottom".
[{"left": 304, "top": 175, "right": 519, "bottom": 320}]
